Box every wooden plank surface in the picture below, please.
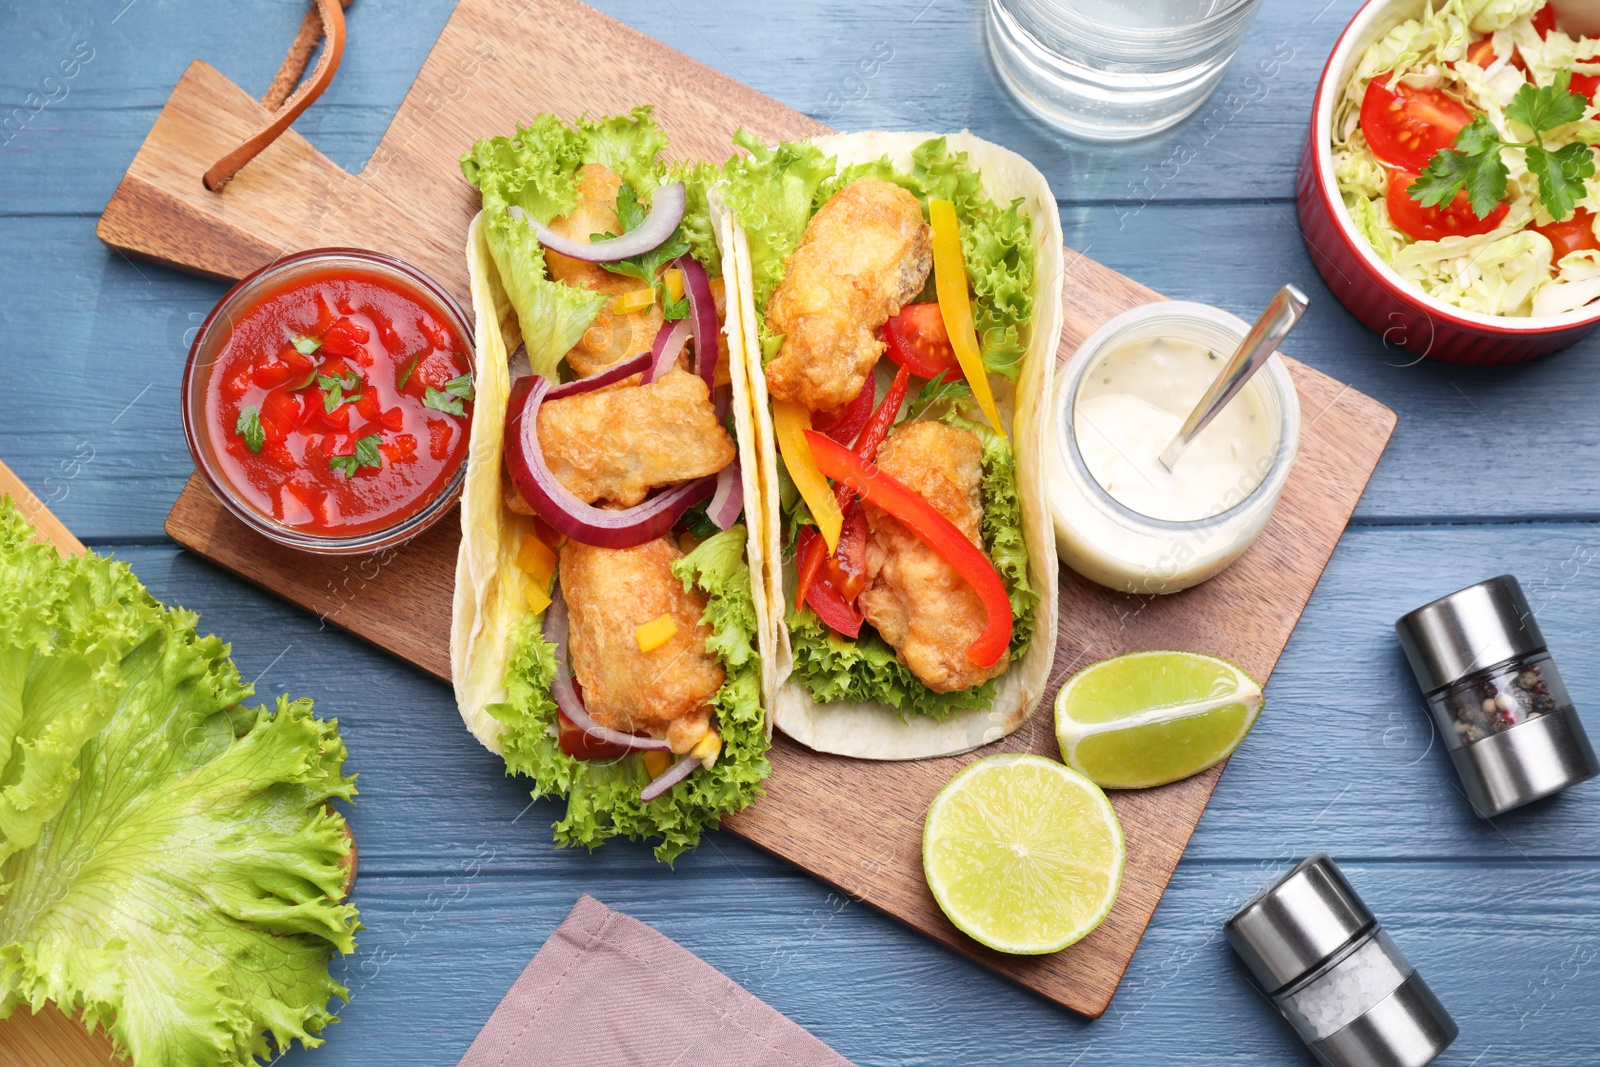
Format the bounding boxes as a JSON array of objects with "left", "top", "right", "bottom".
[
  {"left": 6, "top": 0, "right": 1600, "bottom": 1061},
  {"left": 134, "top": 0, "right": 1394, "bottom": 1014}
]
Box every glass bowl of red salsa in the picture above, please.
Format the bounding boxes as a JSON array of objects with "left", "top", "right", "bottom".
[{"left": 182, "top": 248, "right": 474, "bottom": 554}]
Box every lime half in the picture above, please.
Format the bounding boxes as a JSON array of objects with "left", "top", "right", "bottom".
[
  {"left": 923, "top": 754, "right": 1124, "bottom": 955},
  {"left": 1056, "top": 650, "right": 1264, "bottom": 790}
]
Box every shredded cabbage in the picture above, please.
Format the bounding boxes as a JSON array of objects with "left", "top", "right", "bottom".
[{"left": 1332, "top": 0, "right": 1600, "bottom": 315}]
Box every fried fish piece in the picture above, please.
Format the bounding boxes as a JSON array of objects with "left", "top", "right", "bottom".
[
  {"left": 560, "top": 537, "right": 722, "bottom": 753},
  {"left": 545, "top": 163, "right": 664, "bottom": 377},
  {"left": 537, "top": 368, "right": 735, "bottom": 507},
  {"left": 858, "top": 420, "right": 1009, "bottom": 694},
  {"left": 764, "top": 178, "right": 932, "bottom": 414}
]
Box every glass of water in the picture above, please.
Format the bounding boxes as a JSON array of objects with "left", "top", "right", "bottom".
[{"left": 986, "top": 0, "right": 1266, "bottom": 142}]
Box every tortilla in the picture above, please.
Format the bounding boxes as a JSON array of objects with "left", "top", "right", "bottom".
[
  {"left": 727, "top": 130, "right": 1063, "bottom": 761},
  {"left": 451, "top": 199, "right": 775, "bottom": 753}
]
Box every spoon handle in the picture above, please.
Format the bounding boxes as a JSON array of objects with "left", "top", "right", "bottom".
[{"left": 1159, "top": 284, "right": 1309, "bottom": 471}]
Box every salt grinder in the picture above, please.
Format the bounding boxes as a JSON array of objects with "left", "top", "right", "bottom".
[
  {"left": 1395, "top": 575, "right": 1600, "bottom": 818},
  {"left": 1224, "top": 854, "right": 1457, "bottom": 1067}
]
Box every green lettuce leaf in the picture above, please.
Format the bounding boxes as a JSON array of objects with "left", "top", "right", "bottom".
[
  {"left": 488, "top": 528, "right": 769, "bottom": 863},
  {"left": 0, "top": 499, "right": 358, "bottom": 1067},
  {"left": 459, "top": 108, "right": 681, "bottom": 380},
  {"left": 718, "top": 130, "right": 840, "bottom": 363},
  {"left": 786, "top": 420, "right": 1036, "bottom": 720}
]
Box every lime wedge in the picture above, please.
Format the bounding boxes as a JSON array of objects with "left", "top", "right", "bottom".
[
  {"left": 1055, "top": 650, "right": 1264, "bottom": 789},
  {"left": 923, "top": 754, "right": 1124, "bottom": 955}
]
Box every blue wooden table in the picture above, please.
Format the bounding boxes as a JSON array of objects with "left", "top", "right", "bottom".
[{"left": 4, "top": 1, "right": 1598, "bottom": 1063}]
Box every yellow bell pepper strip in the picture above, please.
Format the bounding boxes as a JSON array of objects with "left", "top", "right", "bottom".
[
  {"left": 773, "top": 400, "right": 844, "bottom": 552},
  {"left": 519, "top": 573, "right": 552, "bottom": 616},
  {"left": 663, "top": 267, "right": 686, "bottom": 304},
  {"left": 805, "top": 430, "right": 1012, "bottom": 668},
  {"left": 928, "top": 198, "right": 1006, "bottom": 438},
  {"left": 641, "top": 749, "right": 674, "bottom": 778},
  {"left": 515, "top": 532, "right": 557, "bottom": 587},
  {"left": 635, "top": 614, "right": 679, "bottom": 652},
  {"left": 689, "top": 728, "right": 723, "bottom": 767},
  {"left": 612, "top": 288, "right": 657, "bottom": 314}
]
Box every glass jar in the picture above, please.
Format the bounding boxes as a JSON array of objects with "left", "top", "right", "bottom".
[
  {"left": 1225, "top": 854, "right": 1457, "bottom": 1067},
  {"left": 1047, "top": 301, "right": 1300, "bottom": 595},
  {"left": 1396, "top": 576, "right": 1600, "bottom": 818}
]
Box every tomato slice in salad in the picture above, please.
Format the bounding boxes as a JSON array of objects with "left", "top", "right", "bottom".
[
  {"left": 1532, "top": 2, "right": 1558, "bottom": 37},
  {"left": 1360, "top": 75, "right": 1474, "bottom": 172},
  {"left": 1385, "top": 169, "right": 1510, "bottom": 242},
  {"left": 1535, "top": 208, "right": 1600, "bottom": 267},
  {"left": 884, "top": 302, "right": 963, "bottom": 380}
]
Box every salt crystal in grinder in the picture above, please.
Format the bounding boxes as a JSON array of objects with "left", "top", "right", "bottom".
[
  {"left": 1395, "top": 575, "right": 1600, "bottom": 818},
  {"left": 1224, "top": 854, "right": 1457, "bottom": 1067}
]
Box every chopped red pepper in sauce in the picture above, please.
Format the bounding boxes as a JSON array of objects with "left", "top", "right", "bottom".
[{"left": 205, "top": 267, "right": 472, "bottom": 536}]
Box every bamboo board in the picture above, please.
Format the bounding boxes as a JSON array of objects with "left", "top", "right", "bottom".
[{"left": 95, "top": 0, "right": 1396, "bottom": 1018}]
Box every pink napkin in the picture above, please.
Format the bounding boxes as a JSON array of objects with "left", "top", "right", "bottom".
[{"left": 457, "top": 894, "right": 855, "bottom": 1067}]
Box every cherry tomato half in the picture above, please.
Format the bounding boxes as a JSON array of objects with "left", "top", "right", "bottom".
[
  {"left": 884, "top": 302, "right": 963, "bottom": 380},
  {"left": 556, "top": 710, "right": 634, "bottom": 761},
  {"left": 1361, "top": 74, "right": 1474, "bottom": 171},
  {"left": 1532, "top": 2, "right": 1558, "bottom": 37},
  {"left": 1385, "top": 169, "right": 1510, "bottom": 242},
  {"left": 1535, "top": 208, "right": 1600, "bottom": 268}
]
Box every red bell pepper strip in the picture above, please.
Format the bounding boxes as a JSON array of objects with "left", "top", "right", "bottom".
[
  {"left": 853, "top": 365, "right": 909, "bottom": 460},
  {"left": 793, "top": 366, "right": 910, "bottom": 613},
  {"left": 798, "top": 550, "right": 864, "bottom": 638},
  {"left": 795, "top": 525, "right": 828, "bottom": 612},
  {"left": 804, "top": 430, "right": 1012, "bottom": 668},
  {"left": 813, "top": 377, "right": 875, "bottom": 446}
]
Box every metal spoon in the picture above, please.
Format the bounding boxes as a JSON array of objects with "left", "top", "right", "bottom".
[{"left": 1158, "top": 284, "right": 1309, "bottom": 472}]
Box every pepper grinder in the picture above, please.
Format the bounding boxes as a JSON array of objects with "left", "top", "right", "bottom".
[{"left": 1395, "top": 575, "right": 1600, "bottom": 818}]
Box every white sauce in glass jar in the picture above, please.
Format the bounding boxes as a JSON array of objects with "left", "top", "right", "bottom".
[
  {"left": 1074, "top": 335, "right": 1277, "bottom": 523},
  {"left": 1048, "top": 302, "right": 1300, "bottom": 595}
]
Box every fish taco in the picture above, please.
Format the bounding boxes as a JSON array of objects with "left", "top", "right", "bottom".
[
  {"left": 451, "top": 108, "right": 772, "bottom": 861},
  {"left": 720, "top": 130, "right": 1062, "bottom": 760}
]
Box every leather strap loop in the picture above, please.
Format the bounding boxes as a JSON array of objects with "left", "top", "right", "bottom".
[{"left": 203, "top": 0, "right": 349, "bottom": 192}]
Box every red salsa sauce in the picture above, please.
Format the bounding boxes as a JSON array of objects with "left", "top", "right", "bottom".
[{"left": 205, "top": 266, "right": 472, "bottom": 536}]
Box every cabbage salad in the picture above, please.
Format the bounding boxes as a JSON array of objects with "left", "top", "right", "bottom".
[{"left": 1333, "top": 0, "right": 1600, "bottom": 316}]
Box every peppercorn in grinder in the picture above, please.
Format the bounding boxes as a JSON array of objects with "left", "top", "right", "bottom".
[{"left": 1396, "top": 575, "right": 1600, "bottom": 818}]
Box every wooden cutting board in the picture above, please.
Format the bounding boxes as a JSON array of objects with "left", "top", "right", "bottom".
[
  {"left": 0, "top": 460, "right": 125, "bottom": 1064},
  {"left": 96, "top": 0, "right": 1396, "bottom": 1019}
]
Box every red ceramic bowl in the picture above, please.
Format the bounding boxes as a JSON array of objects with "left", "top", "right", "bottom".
[{"left": 1298, "top": 0, "right": 1600, "bottom": 364}]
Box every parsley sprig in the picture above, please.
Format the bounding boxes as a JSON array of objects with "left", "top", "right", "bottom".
[
  {"left": 317, "top": 371, "right": 362, "bottom": 413},
  {"left": 423, "top": 372, "right": 475, "bottom": 416},
  {"left": 593, "top": 182, "right": 691, "bottom": 320},
  {"left": 235, "top": 405, "right": 265, "bottom": 454},
  {"left": 901, "top": 371, "right": 972, "bottom": 423},
  {"left": 1410, "top": 73, "right": 1596, "bottom": 222},
  {"left": 328, "top": 434, "right": 383, "bottom": 478}
]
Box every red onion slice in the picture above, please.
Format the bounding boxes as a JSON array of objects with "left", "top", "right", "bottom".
[
  {"left": 546, "top": 351, "right": 652, "bottom": 400},
  {"left": 507, "top": 182, "right": 686, "bottom": 263},
  {"left": 642, "top": 320, "right": 691, "bottom": 385},
  {"left": 641, "top": 755, "right": 700, "bottom": 801},
  {"left": 675, "top": 256, "right": 724, "bottom": 419},
  {"left": 505, "top": 375, "right": 717, "bottom": 548},
  {"left": 543, "top": 584, "right": 671, "bottom": 753},
  {"left": 705, "top": 458, "right": 743, "bottom": 531}
]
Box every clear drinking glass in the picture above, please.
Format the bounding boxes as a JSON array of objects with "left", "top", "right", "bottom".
[{"left": 986, "top": 0, "right": 1266, "bottom": 141}]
